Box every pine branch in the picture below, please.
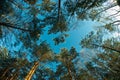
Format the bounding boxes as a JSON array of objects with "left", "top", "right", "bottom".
[{"left": 95, "top": 3, "right": 117, "bottom": 17}]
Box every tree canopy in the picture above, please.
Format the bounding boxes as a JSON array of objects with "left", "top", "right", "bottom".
[{"left": 0, "top": 0, "right": 120, "bottom": 80}]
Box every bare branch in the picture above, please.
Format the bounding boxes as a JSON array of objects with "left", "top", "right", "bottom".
[{"left": 96, "top": 3, "right": 117, "bottom": 16}]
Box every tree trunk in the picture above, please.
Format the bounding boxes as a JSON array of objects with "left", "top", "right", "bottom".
[
  {"left": 58, "top": 0, "right": 61, "bottom": 21},
  {"left": 0, "top": 22, "right": 32, "bottom": 32},
  {"left": 24, "top": 61, "right": 39, "bottom": 80},
  {"left": 93, "top": 44, "right": 120, "bottom": 53},
  {"left": 9, "top": 69, "right": 19, "bottom": 80},
  {"left": 1, "top": 67, "right": 10, "bottom": 78},
  {"left": 67, "top": 62, "right": 73, "bottom": 80}
]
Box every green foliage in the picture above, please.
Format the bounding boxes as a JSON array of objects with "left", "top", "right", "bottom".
[
  {"left": 76, "top": 69, "right": 96, "bottom": 80},
  {"left": 89, "top": 9, "right": 99, "bottom": 21},
  {"left": 104, "top": 24, "right": 115, "bottom": 32},
  {"left": 41, "top": 0, "right": 55, "bottom": 12},
  {"left": 85, "top": 49, "right": 120, "bottom": 80},
  {"left": 32, "top": 41, "right": 54, "bottom": 62},
  {"left": 29, "top": 29, "right": 41, "bottom": 40},
  {"left": 0, "top": 47, "right": 9, "bottom": 59},
  {"left": 0, "top": 57, "right": 30, "bottom": 80},
  {"left": 53, "top": 34, "right": 69, "bottom": 45},
  {"left": 81, "top": 31, "right": 103, "bottom": 49},
  {"left": 24, "top": 0, "right": 37, "bottom": 5},
  {"left": 54, "top": 47, "right": 78, "bottom": 79},
  {"left": 117, "top": 0, "right": 120, "bottom": 6},
  {"left": 53, "top": 36, "right": 65, "bottom": 45},
  {"left": 48, "top": 20, "right": 67, "bottom": 34},
  {"left": 0, "top": 0, "right": 13, "bottom": 15},
  {"left": 0, "top": 0, "right": 108, "bottom": 47},
  {"left": 33, "top": 41, "right": 51, "bottom": 56},
  {"left": 1, "top": 0, "right": 119, "bottom": 79},
  {"left": 56, "top": 47, "right": 77, "bottom": 62},
  {"left": 64, "top": 0, "right": 107, "bottom": 17},
  {"left": 81, "top": 22, "right": 120, "bottom": 79}
]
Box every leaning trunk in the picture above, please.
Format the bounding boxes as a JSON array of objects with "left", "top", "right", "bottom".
[{"left": 24, "top": 61, "right": 39, "bottom": 80}]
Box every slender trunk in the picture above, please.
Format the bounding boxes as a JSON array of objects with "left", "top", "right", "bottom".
[
  {"left": 58, "top": 0, "right": 61, "bottom": 21},
  {"left": 9, "top": 69, "right": 19, "bottom": 80},
  {"left": 68, "top": 68, "right": 72, "bottom": 80},
  {"left": 24, "top": 61, "right": 39, "bottom": 80},
  {"left": 93, "top": 44, "right": 120, "bottom": 53},
  {"left": 1, "top": 67, "right": 11, "bottom": 78},
  {"left": 67, "top": 62, "right": 73, "bottom": 80},
  {"left": 0, "top": 22, "right": 32, "bottom": 32}
]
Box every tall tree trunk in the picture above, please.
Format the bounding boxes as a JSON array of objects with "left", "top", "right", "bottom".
[
  {"left": 92, "top": 44, "right": 120, "bottom": 53},
  {"left": 1, "top": 67, "right": 10, "bottom": 78},
  {"left": 67, "top": 62, "right": 73, "bottom": 80},
  {"left": 0, "top": 22, "right": 32, "bottom": 32},
  {"left": 9, "top": 69, "right": 19, "bottom": 80},
  {"left": 24, "top": 61, "right": 39, "bottom": 80},
  {"left": 58, "top": 0, "right": 61, "bottom": 21}
]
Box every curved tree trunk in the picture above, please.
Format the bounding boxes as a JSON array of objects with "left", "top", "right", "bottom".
[{"left": 24, "top": 61, "right": 39, "bottom": 80}]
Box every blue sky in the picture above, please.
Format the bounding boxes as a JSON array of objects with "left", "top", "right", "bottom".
[{"left": 40, "top": 20, "right": 99, "bottom": 53}]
